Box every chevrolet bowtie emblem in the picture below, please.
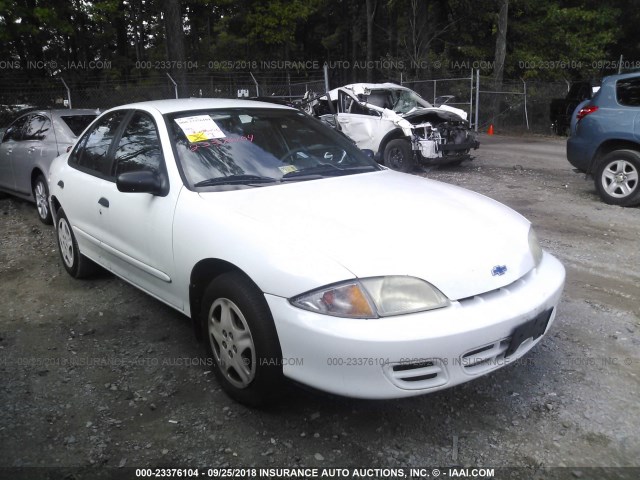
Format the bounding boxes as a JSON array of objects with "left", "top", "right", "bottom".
[{"left": 491, "top": 265, "right": 508, "bottom": 276}]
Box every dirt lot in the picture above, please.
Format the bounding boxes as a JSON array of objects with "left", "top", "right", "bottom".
[{"left": 1, "top": 134, "right": 639, "bottom": 479}]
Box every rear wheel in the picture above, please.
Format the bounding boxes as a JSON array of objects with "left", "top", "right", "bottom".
[
  {"left": 56, "top": 208, "right": 97, "bottom": 278},
  {"left": 384, "top": 139, "right": 414, "bottom": 172},
  {"left": 33, "top": 175, "right": 52, "bottom": 224},
  {"left": 594, "top": 150, "right": 640, "bottom": 207},
  {"left": 201, "top": 271, "right": 283, "bottom": 406}
]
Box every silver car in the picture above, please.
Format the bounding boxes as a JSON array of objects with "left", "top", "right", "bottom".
[{"left": 0, "top": 109, "right": 98, "bottom": 223}]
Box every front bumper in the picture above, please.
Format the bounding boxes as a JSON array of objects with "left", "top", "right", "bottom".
[
  {"left": 265, "top": 252, "right": 565, "bottom": 399},
  {"left": 439, "top": 139, "right": 480, "bottom": 153}
]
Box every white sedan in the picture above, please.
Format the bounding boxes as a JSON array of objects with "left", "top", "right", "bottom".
[{"left": 48, "top": 99, "right": 565, "bottom": 405}]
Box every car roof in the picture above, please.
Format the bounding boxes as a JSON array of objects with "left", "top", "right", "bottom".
[
  {"left": 602, "top": 71, "right": 640, "bottom": 84},
  {"left": 109, "top": 98, "right": 294, "bottom": 115},
  {"left": 342, "top": 82, "right": 409, "bottom": 91},
  {"left": 14, "top": 109, "right": 100, "bottom": 119},
  {"left": 325, "top": 83, "right": 414, "bottom": 102}
]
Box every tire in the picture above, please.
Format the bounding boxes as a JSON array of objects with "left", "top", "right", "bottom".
[
  {"left": 200, "top": 271, "right": 283, "bottom": 406},
  {"left": 444, "top": 159, "right": 464, "bottom": 168},
  {"left": 552, "top": 121, "right": 567, "bottom": 137},
  {"left": 594, "top": 150, "right": 640, "bottom": 207},
  {"left": 383, "top": 139, "right": 414, "bottom": 173},
  {"left": 55, "top": 208, "right": 97, "bottom": 278},
  {"left": 33, "top": 174, "right": 52, "bottom": 225}
]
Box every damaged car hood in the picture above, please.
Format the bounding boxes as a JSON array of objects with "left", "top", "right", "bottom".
[{"left": 402, "top": 107, "right": 467, "bottom": 124}]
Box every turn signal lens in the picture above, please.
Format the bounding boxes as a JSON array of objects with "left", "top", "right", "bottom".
[{"left": 292, "top": 282, "right": 375, "bottom": 318}]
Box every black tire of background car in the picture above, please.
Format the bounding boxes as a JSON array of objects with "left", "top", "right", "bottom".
[
  {"left": 33, "top": 174, "right": 53, "bottom": 225},
  {"left": 55, "top": 208, "right": 99, "bottom": 278},
  {"left": 384, "top": 139, "right": 414, "bottom": 173},
  {"left": 445, "top": 159, "right": 464, "bottom": 168},
  {"left": 200, "top": 271, "right": 284, "bottom": 407},
  {"left": 594, "top": 149, "right": 640, "bottom": 207}
]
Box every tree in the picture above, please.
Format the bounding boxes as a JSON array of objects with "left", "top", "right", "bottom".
[
  {"left": 491, "top": 0, "right": 508, "bottom": 123},
  {"left": 365, "top": 0, "right": 377, "bottom": 82},
  {"left": 492, "top": 0, "right": 508, "bottom": 86},
  {"left": 162, "top": 0, "right": 188, "bottom": 96}
]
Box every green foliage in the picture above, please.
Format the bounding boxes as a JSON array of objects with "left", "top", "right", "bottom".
[
  {"left": 0, "top": 0, "right": 632, "bottom": 82},
  {"left": 510, "top": 0, "right": 620, "bottom": 80},
  {"left": 244, "top": 0, "right": 322, "bottom": 50}
]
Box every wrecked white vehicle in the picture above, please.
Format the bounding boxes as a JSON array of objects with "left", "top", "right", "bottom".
[{"left": 306, "top": 83, "right": 479, "bottom": 172}]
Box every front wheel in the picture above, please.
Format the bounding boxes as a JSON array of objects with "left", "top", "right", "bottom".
[
  {"left": 383, "top": 139, "right": 414, "bottom": 172},
  {"left": 594, "top": 150, "right": 640, "bottom": 207},
  {"left": 33, "top": 175, "right": 52, "bottom": 224},
  {"left": 201, "top": 272, "right": 283, "bottom": 406}
]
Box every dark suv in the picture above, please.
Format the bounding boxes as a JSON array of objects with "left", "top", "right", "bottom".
[{"left": 567, "top": 72, "right": 640, "bottom": 207}]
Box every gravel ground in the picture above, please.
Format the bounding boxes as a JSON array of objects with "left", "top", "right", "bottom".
[{"left": 0, "top": 133, "right": 638, "bottom": 480}]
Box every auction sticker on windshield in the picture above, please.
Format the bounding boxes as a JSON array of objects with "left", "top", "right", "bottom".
[{"left": 175, "top": 115, "right": 226, "bottom": 142}]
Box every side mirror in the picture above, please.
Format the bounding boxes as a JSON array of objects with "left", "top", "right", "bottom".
[
  {"left": 361, "top": 149, "right": 375, "bottom": 159},
  {"left": 116, "top": 170, "right": 163, "bottom": 195}
]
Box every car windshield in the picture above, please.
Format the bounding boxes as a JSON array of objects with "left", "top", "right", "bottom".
[
  {"left": 168, "top": 108, "right": 380, "bottom": 189},
  {"left": 386, "top": 89, "right": 432, "bottom": 114}
]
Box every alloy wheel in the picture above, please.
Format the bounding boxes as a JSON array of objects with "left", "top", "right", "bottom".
[
  {"left": 57, "top": 218, "right": 75, "bottom": 268},
  {"left": 601, "top": 159, "right": 638, "bottom": 198},
  {"left": 208, "top": 297, "right": 256, "bottom": 389},
  {"left": 34, "top": 180, "right": 49, "bottom": 220}
]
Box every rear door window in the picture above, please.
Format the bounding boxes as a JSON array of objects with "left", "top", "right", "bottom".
[
  {"left": 22, "top": 114, "right": 52, "bottom": 141},
  {"left": 69, "top": 111, "right": 128, "bottom": 179}
]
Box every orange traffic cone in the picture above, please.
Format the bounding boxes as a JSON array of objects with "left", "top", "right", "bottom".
[{"left": 488, "top": 124, "right": 495, "bottom": 135}]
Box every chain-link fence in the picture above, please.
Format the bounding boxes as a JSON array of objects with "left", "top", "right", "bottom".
[
  {"left": 476, "top": 77, "right": 569, "bottom": 135},
  {"left": 0, "top": 71, "right": 327, "bottom": 127},
  {"left": 0, "top": 69, "right": 572, "bottom": 135}
]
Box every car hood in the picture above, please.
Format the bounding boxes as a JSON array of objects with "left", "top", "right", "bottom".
[
  {"left": 403, "top": 106, "right": 468, "bottom": 123},
  {"left": 199, "top": 170, "right": 534, "bottom": 300}
]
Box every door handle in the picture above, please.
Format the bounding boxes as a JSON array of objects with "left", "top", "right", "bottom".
[
  {"left": 28, "top": 146, "right": 37, "bottom": 153},
  {"left": 98, "top": 197, "right": 109, "bottom": 208}
]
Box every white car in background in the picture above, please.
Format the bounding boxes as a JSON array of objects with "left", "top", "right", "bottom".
[
  {"left": 307, "top": 83, "right": 479, "bottom": 172},
  {"left": 48, "top": 98, "right": 564, "bottom": 405}
]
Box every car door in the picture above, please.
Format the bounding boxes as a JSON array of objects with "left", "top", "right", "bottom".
[
  {"left": 11, "top": 113, "right": 55, "bottom": 195},
  {"left": 62, "top": 110, "right": 129, "bottom": 264},
  {"left": 335, "top": 90, "right": 393, "bottom": 152},
  {"left": 99, "top": 111, "right": 182, "bottom": 308},
  {"left": 0, "top": 115, "right": 28, "bottom": 191}
]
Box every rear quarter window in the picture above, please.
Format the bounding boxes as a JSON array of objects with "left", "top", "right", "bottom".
[{"left": 616, "top": 78, "right": 640, "bottom": 107}]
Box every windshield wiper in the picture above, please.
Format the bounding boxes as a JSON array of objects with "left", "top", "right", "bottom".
[
  {"left": 281, "top": 164, "right": 377, "bottom": 181},
  {"left": 194, "top": 175, "right": 277, "bottom": 187}
]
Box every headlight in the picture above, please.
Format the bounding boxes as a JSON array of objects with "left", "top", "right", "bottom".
[
  {"left": 528, "top": 226, "right": 543, "bottom": 267},
  {"left": 291, "top": 276, "right": 449, "bottom": 319}
]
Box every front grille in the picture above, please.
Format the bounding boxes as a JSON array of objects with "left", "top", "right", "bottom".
[{"left": 383, "top": 358, "right": 448, "bottom": 390}]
